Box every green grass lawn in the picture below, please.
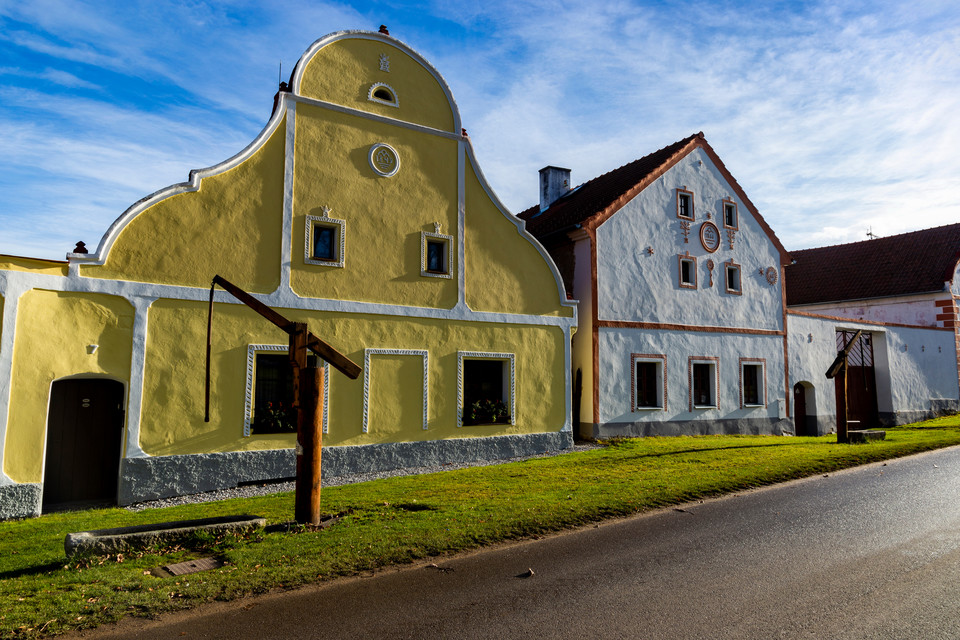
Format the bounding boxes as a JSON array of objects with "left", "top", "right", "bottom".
[{"left": 4, "top": 417, "right": 960, "bottom": 638}]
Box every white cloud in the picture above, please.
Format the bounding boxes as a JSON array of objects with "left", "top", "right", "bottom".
[{"left": 1, "top": 0, "right": 959, "bottom": 260}]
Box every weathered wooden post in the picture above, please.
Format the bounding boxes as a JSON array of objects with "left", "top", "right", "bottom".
[
  {"left": 205, "top": 276, "right": 360, "bottom": 525},
  {"left": 826, "top": 329, "right": 862, "bottom": 445}
]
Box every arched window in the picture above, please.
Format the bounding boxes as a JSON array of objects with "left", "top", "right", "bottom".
[{"left": 368, "top": 82, "right": 399, "bottom": 107}]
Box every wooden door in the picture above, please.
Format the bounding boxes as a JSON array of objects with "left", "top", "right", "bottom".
[
  {"left": 793, "top": 383, "right": 807, "bottom": 436},
  {"left": 43, "top": 379, "right": 125, "bottom": 510}
]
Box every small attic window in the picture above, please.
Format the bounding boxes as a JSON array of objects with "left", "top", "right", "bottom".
[{"left": 368, "top": 82, "right": 399, "bottom": 107}]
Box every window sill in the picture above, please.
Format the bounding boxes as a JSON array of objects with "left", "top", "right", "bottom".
[
  {"left": 692, "top": 404, "right": 717, "bottom": 410},
  {"left": 634, "top": 406, "right": 663, "bottom": 411},
  {"left": 743, "top": 403, "right": 764, "bottom": 408}
]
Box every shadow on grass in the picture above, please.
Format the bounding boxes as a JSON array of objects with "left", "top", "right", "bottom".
[{"left": 0, "top": 561, "right": 64, "bottom": 580}]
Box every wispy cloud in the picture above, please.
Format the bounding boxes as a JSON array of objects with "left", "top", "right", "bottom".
[{"left": 0, "top": 0, "right": 958, "bottom": 260}]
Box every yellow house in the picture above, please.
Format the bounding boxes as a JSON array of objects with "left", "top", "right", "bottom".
[{"left": 0, "top": 29, "right": 576, "bottom": 519}]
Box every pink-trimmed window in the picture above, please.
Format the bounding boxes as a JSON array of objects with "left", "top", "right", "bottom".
[
  {"left": 722, "top": 200, "right": 738, "bottom": 229},
  {"left": 632, "top": 354, "right": 667, "bottom": 410},
  {"left": 677, "top": 188, "right": 694, "bottom": 220},
  {"left": 740, "top": 358, "right": 766, "bottom": 408},
  {"left": 679, "top": 254, "right": 697, "bottom": 289}
]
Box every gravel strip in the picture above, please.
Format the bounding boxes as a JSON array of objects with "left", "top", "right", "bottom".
[{"left": 125, "top": 442, "right": 604, "bottom": 512}]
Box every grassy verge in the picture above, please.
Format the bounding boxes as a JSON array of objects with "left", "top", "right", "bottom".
[{"left": 5, "top": 417, "right": 960, "bottom": 637}]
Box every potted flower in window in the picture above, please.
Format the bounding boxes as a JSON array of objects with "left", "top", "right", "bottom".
[{"left": 463, "top": 399, "right": 510, "bottom": 425}]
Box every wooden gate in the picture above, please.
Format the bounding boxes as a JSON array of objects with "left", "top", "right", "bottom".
[
  {"left": 43, "top": 379, "right": 125, "bottom": 510},
  {"left": 834, "top": 331, "right": 878, "bottom": 432}
]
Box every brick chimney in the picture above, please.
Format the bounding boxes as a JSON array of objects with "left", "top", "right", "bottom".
[{"left": 539, "top": 166, "right": 571, "bottom": 211}]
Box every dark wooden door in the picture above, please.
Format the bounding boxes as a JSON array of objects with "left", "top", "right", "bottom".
[
  {"left": 834, "top": 331, "right": 879, "bottom": 432},
  {"left": 43, "top": 379, "right": 125, "bottom": 510},
  {"left": 793, "top": 383, "right": 807, "bottom": 436}
]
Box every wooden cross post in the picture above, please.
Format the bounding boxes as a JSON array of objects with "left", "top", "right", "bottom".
[
  {"left": 825, "top": 329, "right": 863, "bottom": 445},
  {"left": 205, "top": 276, "right": 360, "bottom": 525}
]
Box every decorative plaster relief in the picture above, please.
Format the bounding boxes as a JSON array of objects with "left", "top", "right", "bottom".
[
  {"left": 765, "top": 267, "right": 778, "bottom": 285},
  {"left": 679, "top": 220, "right": 691, "bottom": 244},
  {"left": 379, "top": 53, "right": 390, "bottom": 72},
  {"left": 244, "top": 344, "right": 330, "bottom": 437},
  {"left": 700, "top": 221, "right": 720, "bottom": 253},
  {"left": 362, "top": 348, "right": 429, "bottom": 433},
  {"left": 456, "top": 351, "right": 515, "bottom": 427},
  {"left": 368, "top": 143, "right": 400, "bottom": 177}
]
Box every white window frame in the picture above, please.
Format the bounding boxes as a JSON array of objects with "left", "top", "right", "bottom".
[
  {"left": 740, "top": 359, "right": 766, "bottom": 408},
  {"left": 689, "top": 357, "right": 719, "bottom": 410},
  {"left": 457, "top": 351, "right": 516, "bottom": 427},
  {"left": 724, "top": 261, "right": 742, "bottom": 295},
  {"left": 368, "top": 82, "right": 399, "bottom": 107},
  {"left": 244, "top": 344, "right": 330, "bottom": 437},
  {"left": 305, "top": 214, "right": 345, "bottom": 268},
  {"left": 722, "top": 200, "right": 738, "bottom": 229},
  {"left": 421, "top": 230, "right": 454, "bottom": 279},
  {"left": 676, "top": 188, "right": 695, "bottom": 220},
  {"left": 679, "top": 253, "right": 697, "bottom": 289},
  {"left": 632, "top": 354, "right": 666, "bottom": 411}
]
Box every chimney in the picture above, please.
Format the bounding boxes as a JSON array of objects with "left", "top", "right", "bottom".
[{"left": 539, "top": 166, "right": 571, "bottom": 211}]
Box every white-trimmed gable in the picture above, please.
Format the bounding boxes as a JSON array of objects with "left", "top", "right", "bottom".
[{"left": 595, "top": 147, "right": 784, "bottom": 330}]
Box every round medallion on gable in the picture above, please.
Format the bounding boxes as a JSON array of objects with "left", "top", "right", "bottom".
[
  {"left": 699, "top": 221, "right": 720, "bottom": 253},
  {"left": 765, "top": 266, "right": 778, "bottom": 285},
  {"left": 368, "top": 143, "right": 400, "bottom": 177}
]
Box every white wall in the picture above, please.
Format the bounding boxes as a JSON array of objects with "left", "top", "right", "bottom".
[
  {"left": 595, "top": 148, "right": 784, "bottom": 331},
  {"left": 794, "top": 292, "right": 945, "bottom": 327},
  {"left": 597, "top": 327, "right": 786, "bottom": 425},
  {"left": 788, "top": 313, "right": 959, "bottom": 427}
]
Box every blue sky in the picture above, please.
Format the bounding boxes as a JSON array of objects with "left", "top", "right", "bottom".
[{"left": 1, "top": 0, "right": 958, "bottom": 260}]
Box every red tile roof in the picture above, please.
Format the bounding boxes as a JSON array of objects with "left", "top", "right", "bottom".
[
  {"left": 519, "top": 134, "right": 699, "bottom": 237},
  {"left": 518, "top": 132, "right": 789, "bottom": 263},
  {"left": 785, "top": 223, "right": 960, "bottom": 305}
]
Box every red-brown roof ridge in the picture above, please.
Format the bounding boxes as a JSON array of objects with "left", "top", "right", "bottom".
[{"left": 519, "top": 132, "right": 789, "bottom": 264}]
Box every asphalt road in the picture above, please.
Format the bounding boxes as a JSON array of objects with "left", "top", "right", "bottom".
[{"left": 74, "top": 446, "right": 960, "bottom": 639}]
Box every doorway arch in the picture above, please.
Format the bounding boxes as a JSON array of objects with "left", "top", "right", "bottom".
[{"left": 42, "top": 378, "right": 125, "bottom": 511}]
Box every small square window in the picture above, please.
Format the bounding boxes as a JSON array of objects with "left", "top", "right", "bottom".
[
  {"left": 421, "top": 231, "right": 453, "bottom": 279},
  {"left": 741, "top": 361, "right": 765, "bottom": 407},
  {"left": 725, "top": 262, "right": 742, "bottom": 295},
  {"left": 313, "top": 226, "right": 336, "bottom": 261},
  {"left": 678, "top": 254, "right": 697, "bottom": 289},
  {"left": 723, "top": 201, "right": 738, "bottom": 229},
  {"left": 426, "top": 240, "right": 446, "bottom": 273},
  {"left": 677, "top": 189, "right": 694, "bottom": 220},
  {"left": 305, "top": 214, "right": 345, "bottom": 268},
  {"left": 632, "top": 354, "right": 666, "bottom": 410},
  {"left": 689, "top": 358, "right": 718, "bottom": 410}
]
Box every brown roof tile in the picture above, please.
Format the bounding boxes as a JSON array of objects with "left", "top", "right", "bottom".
[
  {"left": 785, "top": 223, "right": 960, "bottom": 305},
  {"left": 519, "top": 132, "right": 789, "bottom": 263},
  {"left": 518, "top": 134, "right": 699, "bottom": 238}
]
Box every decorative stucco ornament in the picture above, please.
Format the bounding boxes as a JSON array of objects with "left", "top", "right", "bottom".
[
  {"left": 369, "top": 143, "right": 400, "bottom": 177},
  {"left": 679, "top": 221, "right": 691, "bottom": 243},
  {"left": 379, "top": 53, "right": 390, "bottom": 72},
  {"left": 706, "top": 259, "right": 715, "bottom": 287},
  {"left": 726, "top": 228, "right": 736, "bottom": 249},
  {"left": 699, "top": 221, "right": 720, "bottom": 253},
  {"left": 765, "top": 266, "right": 778, "bottom": 285}
]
